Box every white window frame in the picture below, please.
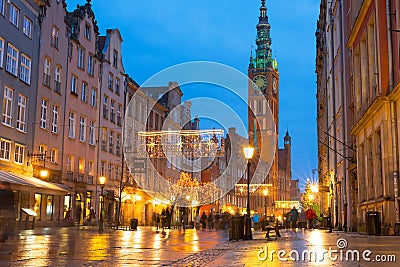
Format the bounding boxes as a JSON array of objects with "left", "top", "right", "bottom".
[
  {"left": 0, "top": 37, "right": 4, "bottom": 68},
  {"left": 43, "top": 57, "right": 51, "bottom": 86},
  {"left": 54, "top": 65, "right": 61, "bottom": 93},
  {"left": 16, "top": 94, "right": 27, "bottom": 132},
  {"left": 81, "top": 82, "right": 87, "bottom": 102},
  {"left": 2, "top": 87, "right": 13, "bottom": 126},
  {"left": 51, "top": 26, "right": 59, "bottom": 49},
  {"left": 51, "top": 104, "right": 59, "bottom": 133},
  {"left": 71, "top": 75, "right": 78, "bottom": 94},
  {"left": 109, "top": 130, "right": 114, "bottom": 153},
  {"left": 77, "top": 46, "right": 84, "bottom": 69},
  {"left": 20, "top": 53, "right": 31, "bottom": 84},
  {"left": 84, "top": 24, "right": 91, "bottom": 40},
  {"left": 6, "top": 43, "right": 18, "bottom": 76},
  {"left": 88, "top": 54, "right": 94, "bottom": 75},
  {"left": 40, "top": 98, "right": 48, "bottom": 129},
  {"left": 79, "top": 116, "right": 86, "bottom": 142},
  {"left": 68, "top": 111, "right": 76, "bottom": 138},
  {"left": 50, "top": 148, "right": 57, "bottom": 163},
  {"left": 0, "top": 139, "right": 11, "bottom": 161},
  {"left": 110, "top": 99, "right": 115, "bottom": 122},
  {"left": 108, "top": 73, "right": 113, "bottom": 90},
  {"left": 90, "top": 88, "right": 97, "bottom": 107},
  {"left": 89, "top": 121, "right": 95, "bottom": 145},
  {"left": 0, "top": 0, "right": 4, "bottom": 16},
  {"left": 9, "top": 4, "right": 19, "bottom": 27},
  {"left": 14, "top": 143, "right": 24, "bottom": 164},
  {"left": 23, "top": 16, "right": 32, "bottom": 38}
]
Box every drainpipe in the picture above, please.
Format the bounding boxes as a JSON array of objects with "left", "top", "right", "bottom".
[
  {"left": 338, "top": 0, "right": 348, "bottom": 232},
  {"left": 329, "top": 4, "right": 339, "bottom": 228},
  {"left": 387, "top": 0, "right": 399, "bottom": 224}
]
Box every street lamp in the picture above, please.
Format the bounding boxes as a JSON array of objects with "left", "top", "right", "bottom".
[
  {"left": 263, "top": 189, "right": 268, "bottom": 218},
  {"left": 243, "top": 146, "right": 254, "bottom": 240},
  {"left": 98, "top": 176, "right": 106, "bottom": 233}
]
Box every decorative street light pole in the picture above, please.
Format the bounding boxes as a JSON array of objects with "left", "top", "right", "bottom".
[
  {"left": 263, "top": 189, "right": 268, "bottom": 218},
  {"left": 98, "top": 176, "right": 106, "bottom": 233},
  {"left": 243, "top": 146, "right": 254, "bottom": 240}
]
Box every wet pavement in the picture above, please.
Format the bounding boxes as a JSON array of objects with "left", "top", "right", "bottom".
[{"left": 0, "top": 226, "right": 399, "bottom": 266}]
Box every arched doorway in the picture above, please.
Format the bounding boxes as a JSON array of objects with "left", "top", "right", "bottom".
[{"left": 145, "top": 202, "right": 154, "bottom": 226}]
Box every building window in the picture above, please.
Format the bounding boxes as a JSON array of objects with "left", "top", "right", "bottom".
[
  {"left": 46, "top": 196, "right": 53, "bottom": 220},
  {"left": 51, "top": 26, "right": 59, "bottom": 49},
  {"left": 84, "top": 24, "right": 91, "bottom": 40},
  {"left": 43, "top": 57, "right": 51, "bottom": 87},
  {"left": 115, "top": 78, "right": 120, "bottom": 95},
  {"left": 0, "top": 0, "right": 4, "bottom": 16},
  {"left": 38, "top": 143, "right": 46, "bottom": 157},
  {"left": 90, "top": 88, "right": 97, "bottom": 107},
  {"left": 50, "top": 148, "right": 57, "bottom": 163},
  {"left": 101, "top": 127, "right": 107, "bottom": 151},
  {"left": 81, "top": 82, "right": 87, "bottom": 102},
  {"left": 117, "top": 104, "right": 122, "bottom": 126},
  {"left": 109, "top": 130, "right": 114, "bottom": 153},
  {"left": 116, "top": 134, "right": 121, "bottom": 156},
  {"left": 40, "top": 98, "right": 48, "bottom": 129},
  {"left": 66, "top": 155, "right": 74, "bottom": 172},
  {"left": 9, "top": 4, "right": 19, "bottom": 27},
  {"left": 0, "top": 37, "right": 4, "bottom": 68},
  {"left": 2, "top": 87, "right": 13, "bottom": 126},
  {"left": 78, "top": 158, "right": 84, "bottom": 174},
  {"left": 100, "top": 161, "right": 106, "bottom": 176},
  {"left": 71, "top": 75, "right": 78, "bottom": 95},
  {"left": 51, "top": 104, "right": 59, "bottom": 133},
  {"left": 14, "top": 144, "right": 24, "bottom": 164},
  {"left": 113, "top": 50, "right": 118, "bottom": 67},
  {"left": 20, "top": 53, "right": 31, "bottom": 84},
  {"left": 103, "top": 95, "right": 108, "bottom": 119},
  {"left": 108, "top": 73, "right": 113, "bottom": 90},
  {"left": 16, "top": 94, "right": 27, "bottom": 132},
  {"left": 88, "top": 161, "right": 93, "bottom": 176},
  {"left": 79, "top": 116, "right": 86, "bottom": 142},
  {"left": 0, "top": 139, "right": 11, "bottom": 160},
  {"left": 89, "top": 121, "right": 95, "bottom": 145},
  {"left": 54, "top": 65, "right": 61, "bottom": 93},
  {"left": 88, "top": 54, "right": 94, "bottom": 75},
  {"left": 77, "top": 46, "right": 84, "bottom": 69},
  {"left": 6, "top": 44, "right": 18, "bottom": 76},
  {"left": 110, "top": 99, "right": 115, "bottom": 123},
  {"left": 23, "top": 16, "right": 32, "bottom": 38},
  {"left": 68, "top": 111, "right": 76, "bottom": 138},
  {"left": 108, "top": 163, "right": 113, "bottom": 180}
]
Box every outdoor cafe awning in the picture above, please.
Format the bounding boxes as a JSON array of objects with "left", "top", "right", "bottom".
[{"left": 0, "top": 170, "right": 72, "bottom": 196}]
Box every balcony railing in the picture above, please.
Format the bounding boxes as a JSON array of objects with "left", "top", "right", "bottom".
[
  {"left": 77, "top": 173, "right": 84, "bottom": 182},
  {"left": 66, "top": 171, "right": 74, "bottom": 181},
  {"left": 88, "top": 175, "right": 94, "bottom": 185}
]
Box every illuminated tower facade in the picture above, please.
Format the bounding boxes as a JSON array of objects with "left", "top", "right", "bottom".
[{"left": 248, "top": 0, "right": 279, "bottom": 208}]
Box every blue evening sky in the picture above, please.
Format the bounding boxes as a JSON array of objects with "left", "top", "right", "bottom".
[{"left": 66, "top": 0, "right": 319, "bottom": 190}]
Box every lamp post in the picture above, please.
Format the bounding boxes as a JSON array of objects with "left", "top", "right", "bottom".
[
  {"left": 263, "top": 189, "right": 268, "bottom": 218},
  {"left": 98, "top": 176, "right": 106, "bottom": 233},
  {"left": 243, "top": 146, "right": 254, "bottom": 240}
]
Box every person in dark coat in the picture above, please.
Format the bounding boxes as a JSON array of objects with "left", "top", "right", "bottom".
[{"left": 201, "top": 212, "right": 207, "bottom": 230}]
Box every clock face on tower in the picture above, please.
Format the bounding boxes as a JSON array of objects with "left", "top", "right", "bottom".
[{"left": 252, "top": 75, "right": 267, "bottom": 91}]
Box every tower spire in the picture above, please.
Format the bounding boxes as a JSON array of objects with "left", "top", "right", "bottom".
[{"left": 254, "top": 0, "right": 272, "bottom": 69}]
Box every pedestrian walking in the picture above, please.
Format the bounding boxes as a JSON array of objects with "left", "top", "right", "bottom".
[
  {"left": 207, "top": 212, "right": 214, "bottom": 230},
  {"left": 306, "top": 207, "right": 316, "bottom": 229},
  {"left": 201, "top": 212, "right": 207, "bottom": 230},
  {"left": 289, "top": 206, "right": 299, "bottom": 234},
  {"left": 252, "top": 213, "right": 260, "bottom": 231},
  {"left": 194, "top": 213, "right": 200, "bottom": 229},
  {"left": 156, "top": 214, "right": 160, "bottom": 230}
]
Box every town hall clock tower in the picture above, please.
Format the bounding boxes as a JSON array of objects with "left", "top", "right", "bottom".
[{"left": 248, "top": 0, "right": 279, "bottom": 207}]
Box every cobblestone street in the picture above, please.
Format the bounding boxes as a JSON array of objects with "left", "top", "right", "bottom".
[{"left": 1, "top": 226, "right": 399, "bottom": 266}]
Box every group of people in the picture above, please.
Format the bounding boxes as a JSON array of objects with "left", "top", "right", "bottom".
[{"left": 155, "top": 208, "right": 172, "bottom": 231}]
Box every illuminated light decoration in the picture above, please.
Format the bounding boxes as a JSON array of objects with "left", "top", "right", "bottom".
[
  {"left": 137, "top": 129, "right": 225, "bottom": 158},
  {"left": 234, "top": 183, "right": 272, "bottom": 196}
]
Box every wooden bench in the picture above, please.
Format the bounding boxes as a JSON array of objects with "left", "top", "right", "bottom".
[{"left": 264, "top": 223, "right": 281, "bottom": 239}]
